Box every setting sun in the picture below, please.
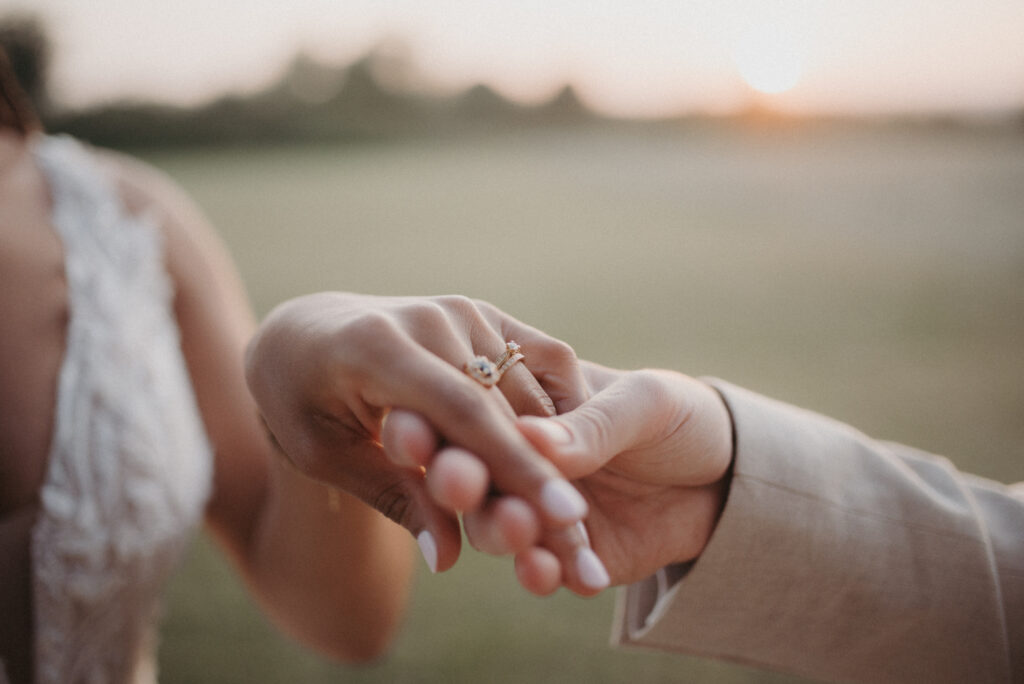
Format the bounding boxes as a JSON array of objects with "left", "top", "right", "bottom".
[
  {"left": 24, "top": 0, "right": 1024, "bottom": 117},
  {"left": 731, "top": 22, "right": 805, "bottom": 95}
]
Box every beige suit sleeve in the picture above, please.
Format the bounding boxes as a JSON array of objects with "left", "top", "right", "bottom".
[{"left": 612, "top": 380, "right": 1023, "bottom": 683}]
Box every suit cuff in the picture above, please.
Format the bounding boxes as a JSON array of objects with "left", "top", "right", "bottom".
[{"left": 609, "top": 379, "right": 1012, "bottom": 682}]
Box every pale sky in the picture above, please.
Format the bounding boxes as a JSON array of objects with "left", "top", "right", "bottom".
[{"left": 7, "top": 0, "right": 1024, "bottom": 117}]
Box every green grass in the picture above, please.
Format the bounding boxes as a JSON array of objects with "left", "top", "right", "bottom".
[{"left": 144, "top": 123, "right": 1024, "bottom": 683}]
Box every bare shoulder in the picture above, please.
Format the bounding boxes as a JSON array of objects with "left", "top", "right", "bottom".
[
  {"left": 88, "top": 147, "right": 252, "bottom": 325},
  {"left": 89, "top": 148, "right": 213, "bottom": 250}
]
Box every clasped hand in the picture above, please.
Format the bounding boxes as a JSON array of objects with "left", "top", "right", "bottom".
[{"left": 246, "top": 293, "right": 734, "bottom": 596}]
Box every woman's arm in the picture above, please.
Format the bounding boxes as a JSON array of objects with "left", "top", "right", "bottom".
[
  {"left": 105, "top": 154, "right": 413, "bottom": 662},
  {"left": 101, "top": 151, "right": 606, "bottom": 660}
]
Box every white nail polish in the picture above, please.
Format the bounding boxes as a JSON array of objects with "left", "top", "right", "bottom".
[
  {"left": 540, "top": 479, "right": 588, "bottom": 521},
  {"left": 417, "top": 530, "right": 438, "bottom": 573},
  {"left": 575, "top": 520, "right": 591, "bottom": 546},
  {"left": 576, "top": 547, "right": 611, "bottom": 590}
]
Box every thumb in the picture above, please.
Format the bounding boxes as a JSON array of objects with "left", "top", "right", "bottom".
[
  {"left": 405, "top": 484, "right": 464, "bottom": 574},
  {"left": 360, "top": 463, "right": 464, "bottom": 574},
  {"left": 516, "top": 371, "right": 667, "bottom": 480},
  {"left": 299, "top": 436, "right": 464, "bottom": 574}
]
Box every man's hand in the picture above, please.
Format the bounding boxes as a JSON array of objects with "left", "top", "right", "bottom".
[
  {"left": 406, "top": 362, "right": 733, "bottom": 594},
  {"left": 513, "top": 364, "right": 734, "bottom": 593}
]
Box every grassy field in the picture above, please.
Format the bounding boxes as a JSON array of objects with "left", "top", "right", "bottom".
[{"left": 143, "top": 121, "right": 1024, "bottom": 683}]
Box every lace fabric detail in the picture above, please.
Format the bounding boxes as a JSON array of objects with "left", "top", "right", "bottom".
[{"left": 29, "top": 136, "right": 213, "bottom": 684}]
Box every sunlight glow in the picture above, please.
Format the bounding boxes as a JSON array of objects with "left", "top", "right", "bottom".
[{"left": 731, "top": 22, "right": 805, "bottom": 95}]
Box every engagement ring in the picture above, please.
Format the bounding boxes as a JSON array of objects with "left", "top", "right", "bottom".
[{"left": 464, "top": 355, "right": 501, "bottom": 387}]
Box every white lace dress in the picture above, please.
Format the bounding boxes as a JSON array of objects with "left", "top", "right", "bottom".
[{"left": 25, "top": 136, "right": 213, "bottom": 684}]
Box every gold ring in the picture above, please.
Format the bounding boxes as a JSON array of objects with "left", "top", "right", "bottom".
[
  {"left": 464, "top": 355, "right": 501, "bottom": 388},
  {"left": 495, "top": 340, "right": 525, "bottom": 375}
]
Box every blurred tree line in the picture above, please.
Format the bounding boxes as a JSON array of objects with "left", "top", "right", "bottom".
[
  {"left": 2, "top": 13, "right": 1022, "bottom": 150},
  {"left": 0, "top": 13, "right": 595, "bottom": 149}
]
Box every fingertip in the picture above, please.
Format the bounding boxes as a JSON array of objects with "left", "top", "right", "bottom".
[
  {"left": 516, "top": 417, "right": 596, "bottom": 481},
  {"left": 419, "top": 515, "right": 462, "bottom": 574},
  {"left": 463, "top": 496, "right": 541, "bottom": 555},
  {"left": 407, "top": 485, "right": 464, "bottom": 574},
  {"left": 416, "top": 530, "right": 438, "bottom": 573},
  {"left": 381, "top": 409, "right": 438, "bottom": 469},
  {"left": 515, "top": 547, "right": 562, "bottom": 596},
  {"left": 574, "top": 547, "right": 611, "bottom": 593},
  {"left": 426, "top": 448, "right": 490, "bottom": 513},
  {"left": 492, "top": 496, "right": 541, "bottom": 551},
  {"left": 517, "top": 416, "right": 573, "bottom": 451},
  {"left": 539, "top": 479, "right": 588, "bottom": 523},
  {"left": 526, "top": 517, "right": 606, "bottom": 597}
]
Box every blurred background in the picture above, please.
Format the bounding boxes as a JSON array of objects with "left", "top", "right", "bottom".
[{"left": 3, "top": 1, "right": 1023, "bottom": 682}]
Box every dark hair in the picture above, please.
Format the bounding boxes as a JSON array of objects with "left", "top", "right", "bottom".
[{"left": 0, "top": 30, "right": 41, "bottom": 134}]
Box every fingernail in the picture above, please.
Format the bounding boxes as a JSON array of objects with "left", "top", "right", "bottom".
[
  {"left": 575, "top": 520, "right": 591, "bottom": 546},
  {"left": 540, "top": 479, "right": 588, "bottom": 521},
  {"left": 385, "top": 428, "right": 418, "bottom": 470},
  {"left": 576, "top": 547, "right": 611, "bottom": 590},
  {"left": 417, "top": 530, "right": 438, "bottom": 573},
  {"left": 523, "top": 417, "right": 573, "bottom": 445},
  {"left": 388, "top": 444, "right": 415, "bottom": 469}
]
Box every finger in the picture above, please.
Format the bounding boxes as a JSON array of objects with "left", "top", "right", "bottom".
[
  {"left": 507, "top": 333, "right": 587, "bottom": 415},
  {"left": 523, "top": 371, "right": 732, "bottom": 486},
  {"left": 515, "top": 371, "right": 669, "bottom": 480},
  {"left": 496, "top": 356, "right": 557, "bottom": 418},
  {"left": 369, "top": 296, "right": 559, "bottom": 420},
  {"left": 578, "top": 360, "right": 622, "bottom": 393},
  {"left": 293, "top": 422, "right": 464, "bottom": 573},
  {"left": 460, "top": 484, "right": 609, "bottom": 594},
  {"left": 413, "top": 502, "right": 462, "bottom": 574},
  {"left": 463, "top": 496, "right": 541, "bottom": 555},
  {"left": 475, "top": 301, "right": 589, "bottom": 414},
  {"left": 536, "top": 520, "right": 610, "bottom": 596},
  {"left": 434, "top": 298, "right": 556, "bottom": 419},
  {"left": 364, "top": 301, "right": 529, "bottom": 425},
  {"left": 514, "top": 547, "right": 562, "bottom": 596},
  {"left": 373, "top": 346, "right": 590, "bottom": 528},
  {"left": 380, "top": 409, "right": 439, "bottom": 469},
  {"left": 425, "top": 447, "right": 490, "bottom": 513}
]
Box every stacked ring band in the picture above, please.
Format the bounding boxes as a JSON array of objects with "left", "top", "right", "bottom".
[
  {"left": 463, "top": 340, "right": 525, "bottom": 388},
  {"left": 495, "top": 340, "right": 525, "bottom": 374}
]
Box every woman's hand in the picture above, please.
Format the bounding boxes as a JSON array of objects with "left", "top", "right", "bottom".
[
  {"left": 403, "top": 362, "right": 734, "bottom": 594},
  {"left": 244, "top": 292, "right": 599, "bottom": 579}
]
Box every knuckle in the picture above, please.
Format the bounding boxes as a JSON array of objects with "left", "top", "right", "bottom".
[
  {"left": 336, "top": 310, "right": 400, "bottom": 352},
  {"left": 627, "top": 369, "right": 688, "bottom": 441},
  {"left": 630, "top": 369, "right": 673, "bottom": 406},
  {"left": 471, "top": 298, "right": 502, "bottom": 324},
  {"left": 434, "top": 294, "right": 476, "bottom": 315},
  {"left": 471, "top": 298, "right": 497, "bottom": 315},
  {"left": 369, "top": 480, "right": 415, "bottom": 529},
  {"left": 543, "top": 338, "right": 578, "bottom": 367},
  {"left": 574, "top": 402, "right": 615, "bottom": 453},
  {"left": 436, "top": 294, "right": 491, "bottom": 334},
  {"left": 400, "top": 299, "right": 448, "bottom": 328}
]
